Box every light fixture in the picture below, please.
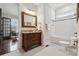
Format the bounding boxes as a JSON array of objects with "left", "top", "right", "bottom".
[{"left": 23, "top": 9, "right": 35, "bottom": 15}]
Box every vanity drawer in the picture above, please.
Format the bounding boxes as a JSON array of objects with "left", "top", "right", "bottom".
[
  {"left": 22, "top": 32, "right": 41, "bottom": 51},
  {"left": 27, "top": 34, "right": 35, "bottom": 38}
]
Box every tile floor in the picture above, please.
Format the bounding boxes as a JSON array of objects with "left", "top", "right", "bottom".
[{"left": 2, "top": 43, "right": 78, "bottom": 56}]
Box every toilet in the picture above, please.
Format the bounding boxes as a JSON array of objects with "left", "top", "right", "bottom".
[
  {"left": 59, "top": 36, "right": 78, "bottom": 47},
  {"left": 70, "top": 36, "right": 78, "bottom": 47}
]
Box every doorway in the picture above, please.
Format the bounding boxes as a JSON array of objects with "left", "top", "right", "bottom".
[{"left": 0, "top": 3, "right": 19, "bottom": 55}]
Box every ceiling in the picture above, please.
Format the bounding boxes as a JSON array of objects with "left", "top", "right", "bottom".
[
  {"left": 47, "top": 3, "right": 76, "bottom": 10},
  {"left": 32, "top": 3, "right": 76, "bottom": 10}
]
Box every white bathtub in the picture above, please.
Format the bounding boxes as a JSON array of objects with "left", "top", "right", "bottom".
[{"left": 50, "top": 35, "right": 70, "bottom": 45}]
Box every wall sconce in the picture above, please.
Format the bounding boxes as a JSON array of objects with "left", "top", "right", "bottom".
[{"left": 23, "top": 9, "right": 35, "bottom": 15}]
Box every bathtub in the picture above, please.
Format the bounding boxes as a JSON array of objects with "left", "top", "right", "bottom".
[{"left": 50, "top": 35, "right": 70, "bottom": 46}]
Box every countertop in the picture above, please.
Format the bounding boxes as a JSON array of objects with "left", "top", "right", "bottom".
[{"left": 21, "top": 31, "right": 41, "bottom": 34}]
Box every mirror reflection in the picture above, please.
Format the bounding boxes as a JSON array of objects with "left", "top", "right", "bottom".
[
  {"left": 24, "top": 15, "right": 36, "bottom": 26},
  {"left": 22, "top": 12, "right": 37, "bottom": 27}
]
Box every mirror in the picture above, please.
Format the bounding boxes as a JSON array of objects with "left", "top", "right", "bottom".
[{"left": 21, "top": 12, "right": 37, "bottom": 27}]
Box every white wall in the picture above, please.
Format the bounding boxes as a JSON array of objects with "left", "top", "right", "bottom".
[
  {"left": 53, "top": 4, "right": 77, "bottom": 40},
  {"left": 19, "top": 3, "right": 37, "bottom": 30},
  {"left": 77, "top": 19, "right": 79, "bottom": 55},
  {"left": 50, "top": 8, "right": 55, "bottom": 36},
  {"left": 55, "top": 19, "right": 77, "bottom": 40},
  {"left": 36, "top": 4, "right": 45, "bottom": 45},
  {"left": 18, "top": 3, "right": 77, "bottom": 48},
  {"left": 37, "top": 4, "right": 55, "bottom": 46},
  {"left": 18, "top": 3, "right": 37, "bottom": 48},
  {"left": 43, "top": 4, "right": 52, "bottom": 45},
  {"left": 77, "top": 4, "right": 79, "bottom": 56},
  {"left": 0, "top": 3, "right": 19, "bottom": 35},
  {"left": 0, "top": 4, "right": 19, "bottom": 32},
  {"left": 0, "top": 3, "right": 18, "bottom": 19},
  {"left": 18, "top": 3, "right": 53, "bottom": 48}
]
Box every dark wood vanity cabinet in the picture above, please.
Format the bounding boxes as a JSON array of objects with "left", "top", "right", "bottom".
[{"left": 22, "top": 32, "right": 41, "bottom": 51}]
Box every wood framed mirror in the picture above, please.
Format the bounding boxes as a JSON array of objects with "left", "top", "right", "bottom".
[{"left": 21, "top": 12, "right": 37, "bottom": 28}]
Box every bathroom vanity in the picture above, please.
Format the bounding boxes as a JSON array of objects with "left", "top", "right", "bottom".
[
  {"left": 21, "top": 11, "right": 41, "bottom": 51},
  {"left": 22, "top": 32, "right": 41, "bottom": 51}
]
